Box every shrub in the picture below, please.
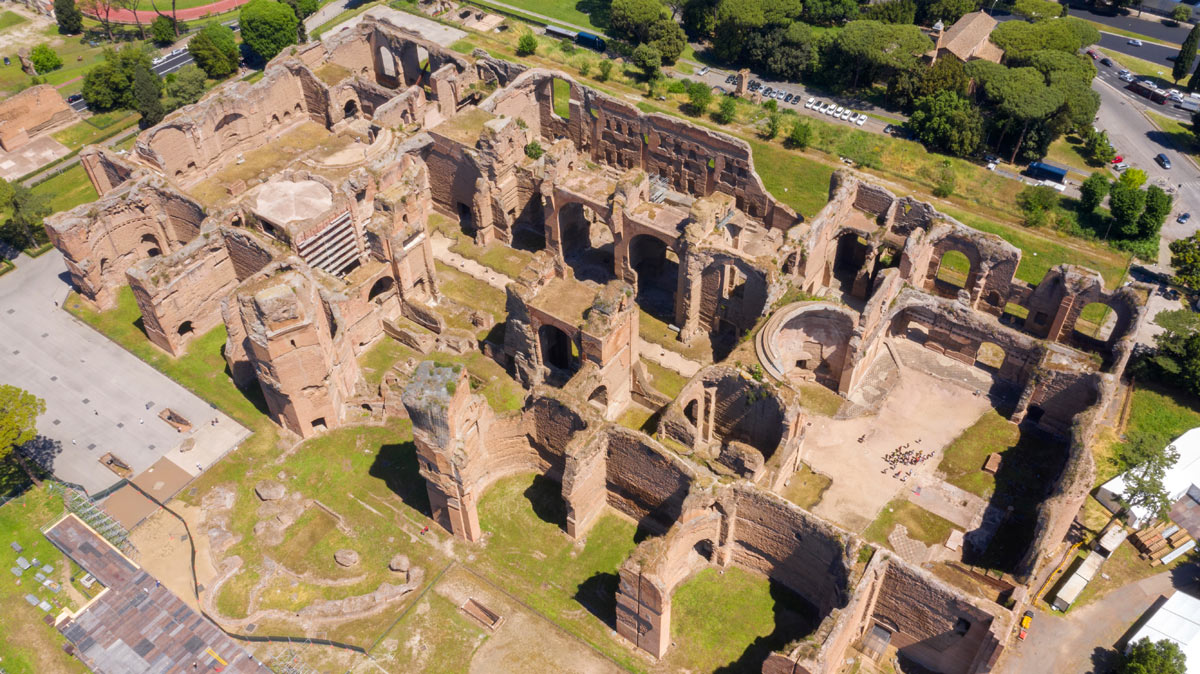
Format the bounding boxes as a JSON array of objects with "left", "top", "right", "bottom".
[
  {"left": 517, "top": 32, "right": 538, "bottom": 56},
  {"left": 785, "top": 119, "right": 811, "bottom": 149},
  {"left": 597, "top": 59, "right": 613, "bottom": 81},
  {"left": 30, "top": 44, "right": 62, "bottom": 74},
  {"left": 524, "top": 141, "right": 544, "bottom": 159},
  {"left": 713, "top": 96, "right": 737, "bottom": 124}
]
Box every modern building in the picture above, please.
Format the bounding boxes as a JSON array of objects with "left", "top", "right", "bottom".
[
  {"left": 1097, "top": 427, "right": 1200, "bottom": 531},
  {"left": 1127, "top": 590, "right": 1200, "bottom": 672}
]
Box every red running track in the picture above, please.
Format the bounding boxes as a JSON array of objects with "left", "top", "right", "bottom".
[{"left": 84, "top": 0, "right": 249, "bottom": 24}]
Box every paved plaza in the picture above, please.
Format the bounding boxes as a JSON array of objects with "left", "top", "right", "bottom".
[{"left": 0, "top": 251, "right": 248, "bottom": 494}]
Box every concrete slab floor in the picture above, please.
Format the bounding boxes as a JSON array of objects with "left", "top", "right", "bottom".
[{"left": 0, "top": 250, "right": 249, "bottom": 494}]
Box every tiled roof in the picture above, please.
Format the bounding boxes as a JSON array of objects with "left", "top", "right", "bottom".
[
  {"left": 45, "top": 515, "right": 268, "bottom": 674},
  {"left": 928, "top": 11, "right": 1005, "bottom": 63}
]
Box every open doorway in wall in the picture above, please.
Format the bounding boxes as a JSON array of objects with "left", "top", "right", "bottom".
[
  {"left": 344, "top": 99, "right": 359, "bottom": 119},
  {"left": 935, "top": 250, "right": 971, "bottom": 293},
  {"left": 629, "top": 234, "right": 678, "bottom": 324},
  {"left": 559, "top": 202, "right": 615, "bottom": 284},
  {"left": 538, "top": 323, "right": 576, "bottom": 375},
  {"left": 832, "top": 232, "right": 868, "bottom": 289},
  {"left": 1073, "top": 303, "right": 1117, "bottom": 343}
]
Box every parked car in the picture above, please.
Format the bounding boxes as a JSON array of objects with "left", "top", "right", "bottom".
[
  {"left": 1111, "top": 155, "right": 1123, "bottom": 163},
  {"left": 840, "top": 109, "right": 852, "bottom": 120},
  {"left": 1086, "top": 49, "right": 1098, "bottom": 59},
  {"left": 1157, "top": 153, "right": 1172, "bottom": 169},
  {"left": 1114, "top": 161, "right": 1130, "bottom": 171},
  {"left": 66, "top": 93, "right": 83, "bottom": 103},
  {"left": 1128, "top": 38, "right": 1143, "bottom": 46},
  {"left": 1101, "top": 57, "right": 1113, "bottom": 67},
  {"left": 2, "top": 56, "right": 8, "bottom": 66},
  {"left": 834, "top": 105, "right": 844, "bottom": 116},
  {"left": 1018, "top": 610, "right": 1033, "bottom": 641},
  {"left": 855, "top": 113, "right": 866, "bottom": 126},
  {"left": 726, "top": 74, "right": 737, "bottom": 84},
  {"left": 697, "top": 66, "right": 709, "bottom": 76},
  {"left": 805, "top": 97, "right": 815, "bottom": 108},
  {"left": 1178, "top": 212, "right": 1192, "bottom": 224}
]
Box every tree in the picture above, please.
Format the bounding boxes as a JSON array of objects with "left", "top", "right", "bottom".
[
  {"left": 863, "top": 0, "right": 916, "bottom": 24},
  {"left": 1017, "top": 184, "right": 1059, "bottom": 227},
  {"left": 920, "top": 0, "right": 978, "bottom": 25},
  {"left": 991, "top": 17, "right": 1098, "bottom": 62},
  {"left": 597, "top": 59, "right": 613, "bottom": 81},
  {"left": 907, "top": 90, "right": 983, "bottom": 157},
  {"left": 240, "top": 0, "right": 298, "bottom": 63},
  {"left": 1176, "top": 26, "right": 1200, "bottom": 84},
  {"left": 764, "top": 112, "right": 782, "bottom": 139},
  {"left": 0, "top": 385, "right": 45, "bottom": 485},
  {"left": 803, "top": 0, "right": 859, "bottom": 26},
  {"left": 133, "top": 64, "right": 165, "bottom": 127},
  {"left": 685, "top": 80, "right": 711, "bottom": 116},
  {"left": 30, "top": 45, "right": 62, "bottom": 74},
  {"left": 1084, "top": 129, "right": 1116, "bottom": 164},
  {"left": 164, "top": 64, "right": 206, "bottom": 108},
  {"left": 933, "top": 164, "right": 956, "bottom": 198},
  {"left": 1119, "top": 167, "right": 1148, "bottom": 189},
  {"left": 1138, "top": 185, "right": 1173, "bottom": 240},
  {"left": 113, "top": 0, "right": 147, "bottom": 40},
  {"left": 0, "top": 184, "right": 50, "bottom": 251},
  {"left": 55, "top": 0, "right": 83, "bottom": 34},
  {"left": 81, "top": 45, "right": 156, "bottom": 111},
  {"left": 1173, "top": 4, "right": 1192, "bottom": 24},
  {"left": 648, "top": 15, "right": 686, "bottom": 63},
  {"left": 632, "top": 43, "right": 662, "bottom": 80},
  {"left": 1110, "top": 183, "right": 1147, "bottom": 236},
  {"left": 785, "top": 118, "right": 811, "bottom": 149},
  {"left": 1119, "top": 639, "right": 1187, "bottom": 674},
  {"left": 833, "top": 21, "right": 932, "bottom": 89},
  {"left": 1013, "top": 0, "right": 1060, "bottom": 21},
  {"left": 516, "top": 31, "right": 537, "bottom": 56},
  {"left": 189, "top": 23, "right": 240, "bottom": 78},
  {"left": 1111, "top": 435, "right": 1180, "bottom": 528},
  {"left": 151, "top": 15, "right": 176, "bottom": 45},
  {"left": 711, "top": 95, "right": 736, "bottom": 124},
  {"left": 611, "top": 0, "right": 666, "bottom": 44},
  {"left": 1079, "top": 172, "right": 1110, "bottom": 212},
  {"left": 280, "top": 0, "right": 315, "bottom": 42},
  {"left": 1171, "top": 232, "right": 1200, "bottom": 290},
  {"left": 78, "top": 0, "right": 116, "bottom": 42}
]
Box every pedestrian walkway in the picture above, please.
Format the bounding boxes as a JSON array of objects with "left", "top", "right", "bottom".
[{"left": 640, "top": 342, "right": 700, "bottom": 377}]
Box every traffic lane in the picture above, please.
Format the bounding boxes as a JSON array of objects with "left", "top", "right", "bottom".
[
  {"left": 1068, "top": 5, "right": 1189, "bottom": 45},
  {"left": 1094, "top": 77, "right": 1200, "bottom": 253},
  {"left": 1097, "top": 31, "right": 1184, "bottom": 71},
  {"left": 1093, "top": 61, "right": 1194, "bottom": 123},
  {"left": 152, "top": 51, "right": 194, "bottom": 76}
]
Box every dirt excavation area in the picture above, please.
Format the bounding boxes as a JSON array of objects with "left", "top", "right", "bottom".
[
  {"left": 803, "top": 341, "right": 994, "bottom": 533},
  {"left": 126, "top": 503, "right": 221, "bottom": 614}
]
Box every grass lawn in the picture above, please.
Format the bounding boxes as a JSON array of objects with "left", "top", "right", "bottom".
[
  {"left": 940, "top": 205, "right": 1130, "bottom": 289},
  {"left": 1097, "top": 383, "right": 1200, "bottom": 485},
  {"left": 430, "top": 213, "right": 536, "bottom": 280},
  {"left": 796, "top": 381, "right": 843, "bottom": 417},
  {"left": 780, "top": 463, "right": 831, "bottom": 511},
  {"left": 474, "top": 472, "right": 644, "bottom": 672},
  {"left": 312, "top": 0, "right": 384, "bottom": 38},
  {"left": 666, "top": 566, "right": 817, "bottom": 673},
  {"left": 639, "top": 307, "right": 713, "bottom": 363},
  {"left": 863, "top": 498, "right": 959, "bottom": 547},
  {"left": 745, "top": 138, "right": 835, "bottom": 219},
  {"left": 31, "top": 163, "right": 100, "bottom": 215},
  {"left": 938, "top": 409, "right": 1025, "bottom": 498},
  {"left": 0, "top": 10, "right": 28, "bottom": 31},
  {"left": 1045, "top": 134, "right": 1099, "bottom": 179},
  {"left": 0, "top": 487, "right": 91, "bottom": 674},
  {"left": 618, "top": 403, "right": 656, "bottom": 432},
  {"left": 358, "top": 338, "right": 416, "bottom": 388},
  {"left": 51, "top": 112, "right": 139, "bottom": 150},
  {"left": 644, "top": 359, "right": 687, "bottom": 398},
  {"left": 471, "top": 0, "right": 606, "bottom": 32},
  {"left": 1146, "top": 109, "right": 1200, "bottom": 156},
  {"left": 434, "top": 262, "right": 509, "bottom": 327},
  {"left": 552, "top": 76, "right": 571, "bottom": 118}
]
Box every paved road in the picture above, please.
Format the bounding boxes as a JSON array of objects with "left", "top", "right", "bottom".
[
  {"left": 0, "top": 251, "right": 249, "bottom": 494},
  {"left": 1068, "top": 4, "right": 1190, "bottom": 44},
  {"left": 151, "top": 49, "right": 195, "bottom": 77},
  {"left": 1093, "top": 71, "right": 1200, "bottom": 264},
  {"left": 1000, "top": 563, "right": 1200, "bottom": 673}
]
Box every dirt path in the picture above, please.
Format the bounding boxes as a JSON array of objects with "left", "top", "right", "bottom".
[{"left": 0, "top": 6, "right": 54, "bottom": 54}]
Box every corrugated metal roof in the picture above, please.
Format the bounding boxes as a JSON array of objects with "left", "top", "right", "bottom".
[{"left": 1128, "top": 591, "right": 1200, "bottom": 673}]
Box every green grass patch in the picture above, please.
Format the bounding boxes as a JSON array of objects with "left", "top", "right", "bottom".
[
  {"left": 468, "top": 0, "right": 606, "bottom": 32},
  {"left": 639, "top": 307, "right": 713, "bottom": 363},
  {"left": 644, "top": 359, "right": 687, "bottom": 398},
  {"left": 667, "top": 566, "right": 816, "bottom": 673},
  {"left": 780, "top": 463, "right": 831, "bottom": 511},
  {"left": 51, "top": 113, "right": 138, "bottom": 150},
  {"left": 312, "top": 0, "right": 383, "bottom": 39},
  {"left": 0, "top": 487, "right": 91, "bottom": 674},
  {"left": 1045, "top": 134, "right": 1098, "bottom": 179},
  {"left": 1146, "top": 109, "right": 1200, "bottom": 156},
  {"left": 796, "top": 382, "right": 843, "bottom": 417},
  {"left": 940, "top": 205, "right": 1130, "bottom": 288},
  {"left": 0, "top": 10, "right": 28, "bottom": 31},
  {"left": 358, "top": 338, "right": 417, "bottom": 388},
  {"left": 745, "top": 138, "right": 835, "bottom": 219},
  {"left": 368, "top": 581, "right": 485, "bottom": 671},
  {"left": 552, "top": 76, "right": 571, "bottom": 119},
  {"left": 939, "top": 409, "right": 1024, "bottom": 498},
  {"left": 617, "top": 404, "right": 656, "bottom": 432},
  {"left": 475, "top": 472, "right": 643, "bottom": 672},
  {"left": 31, "top": 163, "right": 99, "bottom": 215},
  {"left": 863, "top": 498, "right": 958, "bottom": 547}
]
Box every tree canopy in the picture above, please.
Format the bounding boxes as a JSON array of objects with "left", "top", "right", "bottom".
[
  {"left": 30, "top": 44, "right": 63, "bottom": 74},
  {"left": 240, "top": 0, "right": 298, "bottom": 62},
  {"left": 81, "top": 45, "right": 158, "bottom": 111},
  {"left": 0, "top": 385, "right": 44, "bottom": 469},
  {"left": 907, "top": 90, "right": 983, "bottom": 156},
  {"left": 189, "top": 23, "right": 239, "bottom": 78},
  {"left": 1119, "top": 637, "right": 1186, "bottom": 674},
  {"left": 54, "top": 0, "right": 83, "bottom": 34}
]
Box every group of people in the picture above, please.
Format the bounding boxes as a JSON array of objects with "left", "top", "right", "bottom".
[{"left": 880, "top": 441, "right": 930, "bottom": 482}]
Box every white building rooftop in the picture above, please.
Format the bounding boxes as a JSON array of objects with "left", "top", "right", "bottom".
[{"left": 1128, "top": 591, "right": 1200, "bottom": 672}]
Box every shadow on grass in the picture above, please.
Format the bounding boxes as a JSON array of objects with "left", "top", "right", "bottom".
[
  {"left": 574, "top": 0, "right": 610, "bottom": 28},
  {"left": 574, "top": 571, "right": 619, "bottom": 628},
  {"left": 524, "top": 472, "right": 568, "bottom": 529},
  {"left": 715, "top": 581, "right": 818, "bottom": 674},
  {"left": 370, "top": 440, "right": 431, "bottom": 518}
]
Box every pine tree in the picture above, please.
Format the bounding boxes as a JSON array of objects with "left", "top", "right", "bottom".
[
  {"left": 133, "top": 64, "right": 164, "bottom": 127},
  {"left": 1175, "top": 25, "right": 1200, "bottom": 84},
  {"left": 54, "top": 0, "right": 83, "bottom": 34}
]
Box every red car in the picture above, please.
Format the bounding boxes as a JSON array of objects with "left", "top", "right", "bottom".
[
  {"left": 1086, "top": 49, "right": 1099, "bottom": 59},
  {"left": 1111, "top": 155, "right": 1124, "bottom": 163}
]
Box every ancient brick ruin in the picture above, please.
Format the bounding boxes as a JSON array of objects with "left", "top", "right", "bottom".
[{"left": 44, "top": 15, "right": 1149, "bottom": 673}]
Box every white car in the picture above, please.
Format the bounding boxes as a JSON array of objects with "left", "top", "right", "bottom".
[
  {"left": 1128, "top": 39, "right": 1143, "bottom": 46},
  {"left": 816, "top": 102, "right": 827, "bottom": 113},
  {"left": 697, "top": 66, "right": 709, "bottom": 76},
  {"left": 834, "top": 105, "right": 844, "bottom": 116},
  {"left": 855, "top": 113, "right": 866, "bottom": 126},
  {"left": 840, "top": 109, "right": 852, "bottom": 120},
  {"left": 805, "top": 97, "right": 815, "bottom": 108}
]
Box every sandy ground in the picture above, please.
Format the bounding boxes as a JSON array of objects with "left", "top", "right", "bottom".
[
  {"left": 126, "top": 503, "right": 219, "bottom": 613},
  {"left": 804, "top": 355, "right": 992, "bottom": 533},
  {"left": 0, "top": 6, "right": 53, "bottom": 54}
]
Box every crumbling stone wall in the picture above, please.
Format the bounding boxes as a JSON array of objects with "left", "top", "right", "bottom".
[
  {"left": 79, "top": 147, "right": 135, "bottom": 196},
  {"left": 126, "top": 226, "right": 276, "bottom": 356},
  {"left": 231, "top": 262, "right": 362, "bottom": 438},
  {"left": 757, "top": 302, "right": 859, "bottom": 393},
  {"left": 604, "top": 427, "right": 700, "bottom": 534},
  {"left": 45, "top": 177, "right": 207, "bottom": 309}
]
